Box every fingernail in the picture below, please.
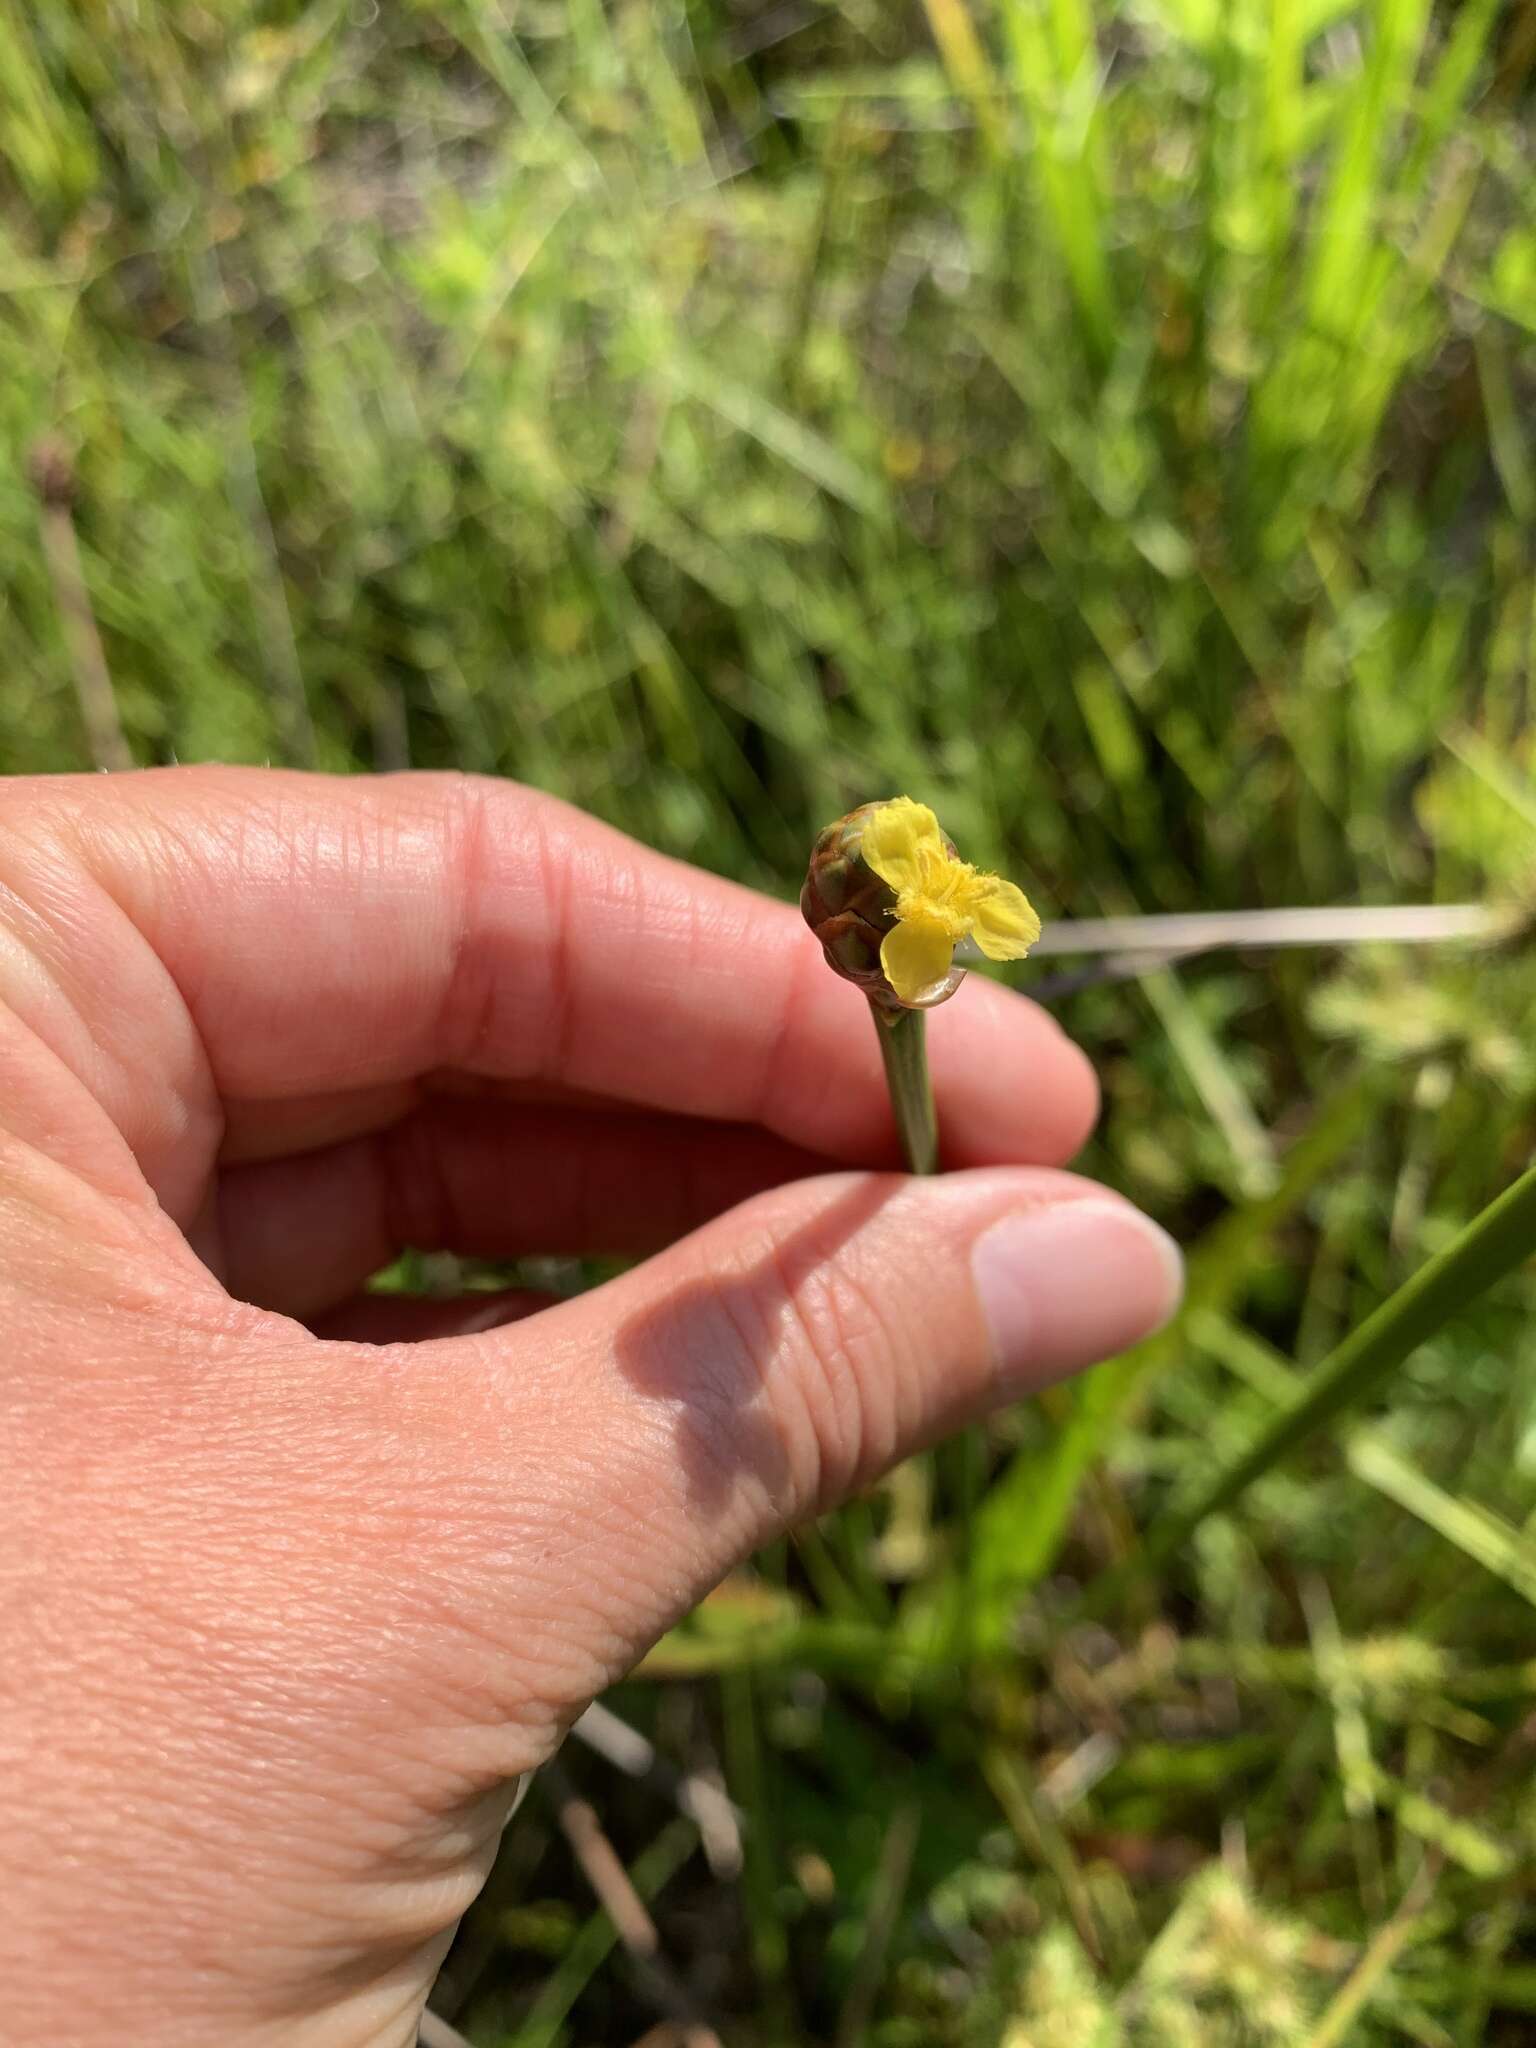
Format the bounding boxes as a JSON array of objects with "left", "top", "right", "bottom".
[{"left": 971, "top": 1200, "right": 1183, "bottom": 1395}]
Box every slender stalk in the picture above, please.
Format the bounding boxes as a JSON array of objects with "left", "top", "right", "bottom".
[
  {"left": 28, "top": 439, "right": 133, "bottom": 772},
  {"left": 1030, "top": 902, "right": 1512, "bottom": 957},
  {"left": 871, "top": 1001, "right": 938, "bottom": 1175},
  {"left": 1136, "top": 1157, "right": 1536, "bottom": 1572},
  {"left": 1025, "top": 902, "right": 1520, "bottom": 1002}
]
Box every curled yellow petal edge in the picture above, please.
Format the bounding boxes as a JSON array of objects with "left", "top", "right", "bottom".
[
  {"left": 861, "top": 796, "right": 947, "bottom": 897},
  {"left": 879, "top": 914, "right": 957, "bottom": 1006},
  {"left": 968, "top": 875, "right": 1042, "bottom": 961}
]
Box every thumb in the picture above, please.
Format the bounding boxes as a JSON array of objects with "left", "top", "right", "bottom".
[
  {"left": 471, "top": 1165, "right": 1182, "bottom": 1730},
  {"left": 32, "top": 1166, "right": 1177, "bottom": 2048}
]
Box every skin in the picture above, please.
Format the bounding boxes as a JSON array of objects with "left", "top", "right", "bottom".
[{"left": 0, "top": 768, "right": 1180, "bottom": 2047}]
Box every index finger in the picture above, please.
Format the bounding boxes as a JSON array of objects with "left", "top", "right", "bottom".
[{"left": 36, "top": 766, "right": 1098, "bottom": 1168}]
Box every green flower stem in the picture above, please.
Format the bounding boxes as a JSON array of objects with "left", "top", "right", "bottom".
[{"left": 871, "top": 1000, "right": 938, "bottom": 1175}]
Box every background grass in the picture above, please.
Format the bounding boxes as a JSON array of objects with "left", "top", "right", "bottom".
[{"left": 5, "top": 1, "right": 1536, "bottom": 2040}]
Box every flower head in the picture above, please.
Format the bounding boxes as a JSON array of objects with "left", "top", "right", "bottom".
[
  {"left": 801, "top": 796, "right": 1040, "bottom": 1008},
  {"left": 862, "top": 797, "right": 1040, "bottom": 1001}
]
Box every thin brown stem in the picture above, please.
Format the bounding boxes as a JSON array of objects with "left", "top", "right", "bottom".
[
  {"left": 544, "top": 1760, "right": 722, "bottom": 2045},
  {"left": 29, "top": 439, "right": 133, "bottom": 773}
]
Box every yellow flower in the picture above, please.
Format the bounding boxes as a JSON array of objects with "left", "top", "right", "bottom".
[{"left": 860, "top": 796, "right": 1041, "bottom": 1005}]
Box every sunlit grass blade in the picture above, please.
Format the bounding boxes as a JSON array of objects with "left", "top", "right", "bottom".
[
  {"left": 1301, "top": 1861, "right": 1440, "bottom": 2048},
  {"left": 1402, "top": 0, "right": 1503, "bottom": 190},
  {"left": 663, "top": 352, "right": 886, "bottom": 518},
  {"left": 920, "top": 0, "right": 1006, "bottom": 163},
  {"left": 1138, "top": 964, "right": 1278, "bottom": 1199},
  {"left": 512, "top": 1815, "right": 698, "bottom": 2048},
  {"left": 1362, "top": 1761, "right": 1514, "bottom": 1878},
  {"left": 1301, "top": 1575, "right": 1387, "bottom": 1915},
  {"left": 996, "top": 0, "right": 1116, "bottom": 364},
  {"left": 1304, "top": 0, "right": 1435, "bottom": 338},
  {"left": 1347, "top": 1431, "right": 1536, "bottom": 1608},
  {"left": 1131, "top": 1159, "right": 1536, "bottom": 1572}
]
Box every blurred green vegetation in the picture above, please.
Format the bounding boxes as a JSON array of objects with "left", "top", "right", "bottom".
[{"left": 5, "top": 0, "right": 1536, "bottom": 2040}]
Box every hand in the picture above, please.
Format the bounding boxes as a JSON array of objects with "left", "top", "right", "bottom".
[{"left": 1, "top": 768, "right": 1180, "bottom": 2046}]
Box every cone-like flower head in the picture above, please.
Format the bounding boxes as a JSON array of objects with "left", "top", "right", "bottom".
[{"left": 802, "top": 796, "right": 1041, "bottom": 1008}]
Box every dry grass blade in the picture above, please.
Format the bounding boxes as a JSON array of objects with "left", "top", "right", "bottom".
[
  {"left": 550, "top": 1763, "right": 662, "bottom": 1958},
  {"left": 418, "top": 2009, "right": 475, "bottom": 2048},
  {"left": 573, "top": 1700, "right": 745, "bottom": 1876},
  {"left": 1031, "top": 904, "right": 1514, "bottom": 957},
  {"left": 27, "top": 439, "right": 132, "bottom": 772},
  {"left": 983, "top": 1747, "right": 1102, "bottom": 1966},
  {"left": 1025, "top": 903, "right": 1521, "bottom": 999},
  {"left": 1302, "top": 1859, "right": 1441, "bottom": 2048},
  {"left": 544, "top": 1760, "right": 722, "bottom": 2045}
]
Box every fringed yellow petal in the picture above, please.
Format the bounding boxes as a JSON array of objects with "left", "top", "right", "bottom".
[
  {"left": 861, "top": 796, "right": 947, "bottom": 897},
  {"left": 968, "top": 876, "right": 1042, "bottom": 961},
  {"left": 879, "top": 915, "right": 957, "bottom": 1005}
]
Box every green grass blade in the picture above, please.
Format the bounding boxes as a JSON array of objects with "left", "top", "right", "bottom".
[
  {"left": 512, "top": 1815, "right": 697, "bottom": 2046},
  {"left": 1401, "top": 0, "right": 1502, "bottom": 193},
  {"left": 1138, "top": 965, "right": 1279, "bottom": 1199},
  {"left": 1301, "top": 1863, "right": 1439, "bottom": 2048},
  {"left": 1347, "top": 1430, "right": 1536, "bottom": 1608},
  {"left": 965, "top": 1082, "right": 1375, "bottom": 1637},
  {"left": 663, "top": 353, "right": 886, "bottom": 518},
  {"left": 1361, "top": 1761, "right": 1515, "bottom": 1878},
  {"left": 1135, "top": 1159, "right": 1536, "bottom": 1569},
  {"left": 996, "top": 0, "right": 1116, "bottom": 364},
  {"left": 1305, "top": 0, "right": 1435, "bottom": 336}
]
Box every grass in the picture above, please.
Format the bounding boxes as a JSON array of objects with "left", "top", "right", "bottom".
[{"left": 5, "top": 1, "right": 1536, "bottom": 2040}]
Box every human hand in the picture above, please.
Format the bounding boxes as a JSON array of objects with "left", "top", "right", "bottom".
[{"left": 1, "top": 768, "right": 1181, "bottom": 2046}]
